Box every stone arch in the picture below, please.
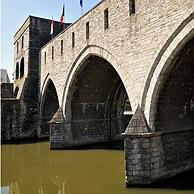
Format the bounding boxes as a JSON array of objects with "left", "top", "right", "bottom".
[
  {"left": 143, "top": 11, "right": 194, "bottom": 130},
  {"left": 62, "top": 45, "right": 128, "bottom": 115},
  {"left": 20, "top": 57, "right": 24, "bottom": 78},
  {"left": 40, "top": 77, "right": 59, "bottom": 137},
  {"left": 40, "top": 74, "right": 61, "bottom": 112},
  {"left": 40, "top": 73, "right": 51, "bottom": 112},
  {"left": 15, "top": 62, "right": 19, "bottom": 79},
  {"left": 62, "top": 48, "right": 133, "bottom": 144}
]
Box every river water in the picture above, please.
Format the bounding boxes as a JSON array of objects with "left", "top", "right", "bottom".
[{"left": 1, "top": 142, "right": 194, "bottom": 194}]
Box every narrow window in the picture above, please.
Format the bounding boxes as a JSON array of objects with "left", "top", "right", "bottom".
[
  {"left": 86, "top": 22, "right": 89, "bottom": 40},
  {"left": 22, "top": 36, "right": 24, "bottom": 48},
  {"left": 72, "top": 32, "right": 75, "bottom": 48},
  {"left": 20, "top": 57, "right": 24, "bottom": 78},
  {"left": 104, "top": 8, "right": 109, "bottom": 29},
  {"left": 52, "top": 46, "right": 54, "bottom": 60},
  {"left": 44, "top": 52, "right": 46, "bottom": 64},
  {"left": 61, "top": 40, "right": 63, "bottom": 54},
  {"left": 17, "top": 42, "right": 19, "bottom": 53},
  {"left": 16, "top": 62, "right": 19, "bottom": 79},
  {"left": 129, "top": 0, "right": 135, "bottom": 15}
]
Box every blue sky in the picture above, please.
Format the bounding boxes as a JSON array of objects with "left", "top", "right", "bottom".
[{"left": 1, "top": 0, "right": 100, "bottom": 80}]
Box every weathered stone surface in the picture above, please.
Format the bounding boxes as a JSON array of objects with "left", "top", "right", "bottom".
[
  {"left": 1, "top": 98, "right": 20, "bottom": 141},
  {"left": 49, "top": 108, "right": 64, "bottom": 123},
  {"left": 1, "top": 83, "right": 13, "bottom": 98},
  {"left": 1, "top": 0, "right": 194, "bottom": 187},
  {"left": 124, "top": 128, "right": 194, "bottom": 186},
  {"left": 1, "top": 16, "right": 68, "bottom": 140},
  {"left": 123, "top": 105, "right": 150, "bottom": 135}
]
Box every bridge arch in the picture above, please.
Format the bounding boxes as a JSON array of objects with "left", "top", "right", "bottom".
[
  {"left": 143, "top": 11, "right": 194, "bottom": 130},
  {"left": 40, "top": 77, "right": 59, "bottom": 137},
  {"left": 62, "top": 45, "right": 128, "bottom": 115},
  {"left": 62, "top": 47, "right": 133, "bottom": 142}
]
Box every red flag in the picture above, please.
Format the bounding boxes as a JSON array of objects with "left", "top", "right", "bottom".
[
  {"left": 50, "top": 17, "right": 54, "bottom": 35},
  {"left": 60, "top": 4, "right": 64, "bottom": 26}
]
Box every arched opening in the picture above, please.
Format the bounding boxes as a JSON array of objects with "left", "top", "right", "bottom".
[
  {"left": 20, "top": 58, "right": 24, "bottom": 78},
  {"left": 155, "top": 37, "right": 194, "bottom": 131},
  {"left": 41, "top": 79, "right": 59, "bottom": 136},
  {"left": 65, "top": 55, "right": 132, "bottom": 144},
  {"left": 16, "top": 62, "right": 19, "bottom": 80}
]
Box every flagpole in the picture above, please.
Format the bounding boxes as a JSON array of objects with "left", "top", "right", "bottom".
[
  {"left": 52, "top": 16, "right": 53, "bottom": 39},
  {"left": 80, "top": 0, "right": 83, "bottom": 16},
  {"left": 63, "top": 2, "right": 66, "bottom": 29},
  {"left": 60, "top": 3, "right": 65, "bottom": 30}
]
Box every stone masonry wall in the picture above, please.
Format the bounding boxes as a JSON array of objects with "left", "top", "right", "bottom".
[
  {"left": 124, "top": 129, "right": 194, "bottom": 185},
  {"left": 1, "top": 99, "right": 20, "bottom": 141},
  {"left": 8, "top": 16, "right": 67, "bottom": 140},
  {"left": 39, "top": 0, "right": 194, "bottom": 148},
  {"left": 1, "top": 83, "right": 13, "bottom": 98},
  {"left": 40, "top": 0, "right": 194, "bottom": 114}
]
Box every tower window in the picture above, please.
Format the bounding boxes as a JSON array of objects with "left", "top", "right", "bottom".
[
  {"left": 52, "top": 46, "right": 54, "bottom": 60},
  {"left": 129, "top": 0, "right": 135, "bottom": 15},
  {"left": 22, "top": 36, "right": 24, "bottom": 48},
  {"left": 61, "top": 40, "right": 63, "bottom": 54},
  {"left": 104, "top": 8, "right": 109, "bottom": 29},
  {"left": 72, "top": 32, "right": 75, "bottom": 48},
  {"left": 86, "top": 22, "right": 89, "bottom": 40},
  {"left": 20, "top": 57, "right": 24, "bottom": 78},
  {"left": 17, "top": 42, "right": 19, "bottom": 53},
  {"left": 44, "top": 52, "right": 46, "bottom": 64},
  {"left": 16, "top": 62, "right": 19, "bottom": 79}
]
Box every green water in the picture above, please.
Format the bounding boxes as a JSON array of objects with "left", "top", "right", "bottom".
[{"left": 1, "top": 142, "right": 194, "bottom": 194}]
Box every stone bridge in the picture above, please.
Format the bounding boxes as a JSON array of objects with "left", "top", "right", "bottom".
[{"left": 1, "top": 0, "right": 194, "bottom": 186}]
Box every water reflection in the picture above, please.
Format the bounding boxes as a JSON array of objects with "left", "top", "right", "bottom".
[{"left": 1, "top": 142, "right": 194, "bottom": 194}]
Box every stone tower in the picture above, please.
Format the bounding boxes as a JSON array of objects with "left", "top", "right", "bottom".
[{"left": 12, "top": 16, "right": 67, "bottom": 139}]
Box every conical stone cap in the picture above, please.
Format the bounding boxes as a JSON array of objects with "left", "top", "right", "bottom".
[
  {"left": 49, "top": 107, "right": 64, "bottom": 123},
  {"left": 123, "top": 105, "right": 150, "bottom": 135}
]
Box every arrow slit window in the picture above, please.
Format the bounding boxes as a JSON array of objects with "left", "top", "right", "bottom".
[
  {"left": 129, "top": 0, "right": 135, "bottom": 15},
  {"left": 104, "top": 8, "right": 109, "bottom": 29}
]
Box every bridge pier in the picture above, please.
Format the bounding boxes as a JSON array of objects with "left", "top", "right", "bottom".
[
  {"left": 49, "top": 108, "right": 71, "bottom": 149},
  {"left": 49, "top": 107, "right": 107, "bottom": 149},
  {"left": 123, "top": 106, "right": 194, "bottom": 186}
]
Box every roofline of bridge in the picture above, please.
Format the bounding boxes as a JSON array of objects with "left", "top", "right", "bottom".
[{"left": 40, "top": 0, "right": 105, "bottom": 50}]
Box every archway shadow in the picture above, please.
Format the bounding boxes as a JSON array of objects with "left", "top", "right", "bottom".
[
  {"left": 64, "top": 140, "right": 124, "bottom": 150},
  {"left": 151, "top": 169, "right": 194, "bottom": 190},
  {"left": 130, "top": 169, "right": 194, "bottom": 190},
  {"left": 2, "top": 138, "right": 49, "bottom": 145}
]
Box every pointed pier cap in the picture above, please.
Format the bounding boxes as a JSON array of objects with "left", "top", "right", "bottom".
[
  {"left": 123, "top": 105, "right": 151, "bottom": 136},
  {"left": 49, "top": 108, "right": 64, "bottom": 124}
]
